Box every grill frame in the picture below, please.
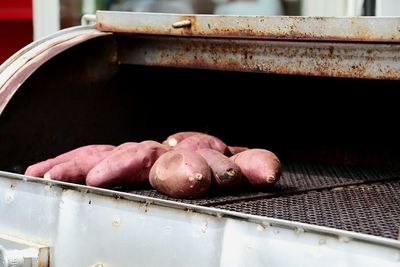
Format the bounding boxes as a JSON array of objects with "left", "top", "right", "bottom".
[
  {"left": 1, "top": 169, "right": 399, "bottom": 267},
  {"left": 127, "top": 163, "right": 400, "bottom": 239}
]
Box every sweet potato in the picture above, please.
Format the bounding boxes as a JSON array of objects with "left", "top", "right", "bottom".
[
  {"left": 149, "top": 149, "right": 211, "bottom": 198},
  {"left": 86, "top": 141, "right": 170, "bottom": 188},
  {"left": 114, "top": 142, "right": 138, "bottom": 150},
  {"left": 44, "top": 150, "right": 113, "bottom": 184},
  {"left": 196, "top": 148, "right": 242, "bottom": 190},
  {"left": 24, "top": 144, "right": 115, "bottom": 177},
  {"left": 228, "top": 146, "right": 249, "bottom": 155},
  {"left": 162, "top": 131, "right": 200, "bottom": 147},
  {"left": 230, "top": 149, "right": 281, "bottom": 188},
  {"left": 174, "top": 133, "right": 229, "bottom": 155}
]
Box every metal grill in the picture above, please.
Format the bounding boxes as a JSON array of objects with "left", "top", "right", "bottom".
[
  {"left": 128, "top": 163, "right": 399, "bottom": 205},
  {"left": 215, "top": 180, "right": 400, "bottom": 240},
  {"left": 127, "top": 162, "right": 400, "bottom": 239}
]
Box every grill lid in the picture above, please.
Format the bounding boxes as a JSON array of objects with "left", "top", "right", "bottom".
[{"left": 96, "top": 11, "right": 400, "bottom": 43}]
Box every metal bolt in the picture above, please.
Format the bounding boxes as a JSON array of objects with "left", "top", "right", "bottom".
[
  {"left": 172, "top": 20, "right": 192, "bottom": 29},
  {"left": 338, "top": 236, "right": 351, "bottom": 243}
]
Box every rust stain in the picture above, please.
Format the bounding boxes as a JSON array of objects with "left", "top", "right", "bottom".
[
  {"left": 146, "top": 38, "right": 400, "bottom": 80},
  {"left": 99, "top": 24, "right": 161, "bottom": 35},
  {"left": 38, "top": 247, "right": 50, "bottom": 267},
  {"left": 99, "top": 16, "right": 199, "bottom": 36},
  {"left": 97, "top": 16, "right": 400, "bottom": 43},
  {"left": 38, "top": 258, "right": 49, "bottom": 267},
  {"left": 204, "top": 28, "right": 386, "bottom": 43},
  {"left": 181, "top": 15, "right": 197, "bottom": 35}
]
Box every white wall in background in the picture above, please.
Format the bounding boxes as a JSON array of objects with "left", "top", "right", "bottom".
[
  {"left": 376, "top": 0, "right": 400, "bottom": 15},
  {"left": 301, "top": 0, "right": 364, "bottom": 16},
  {"left": 82, "top": 0, "right": 96, "bottom": 15},
  {"left": 214, "top": 0, "right": 283, "bottom": 15},
  {"left": 33, "top": 0, "right": 60, "bottom": 40},
  {"left": 346, "top": 0, "right": 364, "bottom": 15}
]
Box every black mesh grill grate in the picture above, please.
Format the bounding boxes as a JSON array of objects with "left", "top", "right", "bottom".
[
  {"left": 128, "top": 163, "right": 399, "bottom": 205},
  {"left": 125, "top": 162, "right": 400, "bottom": 239},
  {"left": 214, "top": 180, "right": 400, "bottom": 239}
]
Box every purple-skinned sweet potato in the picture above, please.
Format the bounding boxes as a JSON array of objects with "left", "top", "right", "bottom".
[
  {"left": 228, "top": 146, "right": 249, "bottom": 155},
  {"left": 86, "top": 141, "right": 170, "bottom": 188},
  {"left": 149, "top": 149, "right": 211, "bottom": 198},
  {"left": 230, "top": 149, "right": 281, "bottom": 188},
  {"left": 24, "top": 144, "right": 115, "bottom": 178},
  {"left": 196, "top": 148, "right": 242, "bottom": 190},
  {"left": 162, "top": 131, "right": 201, "bottom": 147},
  {"left": 44, "top": 150, "right": 113, "bottom": 184},
  {"left": 174, "top": 133, "right": 228, "bottom": 155}
]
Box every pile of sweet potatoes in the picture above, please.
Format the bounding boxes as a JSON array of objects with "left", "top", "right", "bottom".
[{"left": 25, "top": 132, "right": 281, "bottom": 199}]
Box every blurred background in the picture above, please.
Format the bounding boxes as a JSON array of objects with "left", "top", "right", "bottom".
[{"left": 1, "top": 0, "right": 400, "bottom": 63}]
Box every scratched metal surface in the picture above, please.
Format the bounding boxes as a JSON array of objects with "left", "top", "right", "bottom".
[{"left": 97, "top": 11, "right": 400, "bottom": 43}]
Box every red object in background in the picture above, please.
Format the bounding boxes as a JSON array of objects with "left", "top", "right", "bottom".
[{"left": 0, "top": 0, "right": 33, "bottom": 63}]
